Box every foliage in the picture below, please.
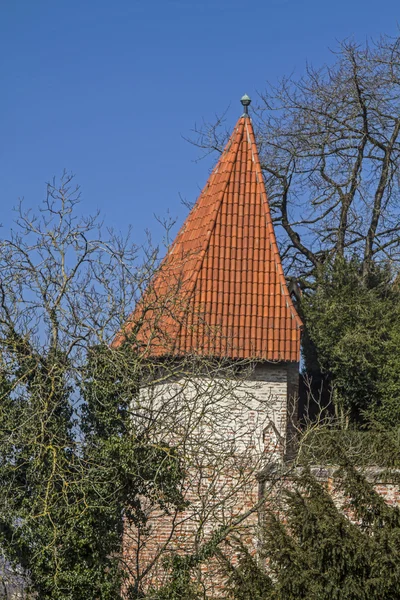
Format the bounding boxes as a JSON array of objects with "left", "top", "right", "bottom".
[
  {"left": 225, "top": 464, "right": 400, "bottom": 600},
  {"left": 298, "top": 426, "right": 400, "bottom": 467},
  {"left": 224, "top": 546, "right": 273, "bottom": 600},
  {"left": 300, "top": 258, "right": 400, "bottom": 426},
  {"left": 147, "top": 556, "right": 202, "bottom": 600},
  {"left": 0, "top": 179, "right": 185, "bottom": 599},
  {"left": 0, "top": 328, "right": 184, "bottom": 600}
]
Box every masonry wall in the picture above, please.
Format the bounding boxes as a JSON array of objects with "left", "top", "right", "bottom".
[
  {"left": 259, "top": 465, "right": 400, "bottom": 541},
  {"left": 123, "top": 359, "right": 400, "bottom": 597},
  {"left": 309, "top": 466, "right": 400, "bottom": 508},
  {"left": 123, "top": 361, "right": 297, "bottom": 597}
]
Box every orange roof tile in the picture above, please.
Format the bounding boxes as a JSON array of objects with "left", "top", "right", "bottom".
[{"left": 114, "top": 112, "right": 302, "bottom": 362}]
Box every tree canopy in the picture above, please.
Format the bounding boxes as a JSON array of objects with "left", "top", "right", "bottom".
[
  {"left": 193, "top": 34, "right": 400, "bottom": 285},
  {"left": 300, "top": 258, "right": 400, "bottom": 427},
  {"left": 0, "top": 179, "right": 186, "bottom": 598}
]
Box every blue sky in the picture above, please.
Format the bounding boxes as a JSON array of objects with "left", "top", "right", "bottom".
[{"left": 1, "top": 0, "right": 399, "bottom": 247}]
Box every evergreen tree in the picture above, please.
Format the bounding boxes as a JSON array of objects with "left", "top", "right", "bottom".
[
  {"left": 225, "top": 465, "right": 400, "bottom": 600},
  {"left": 300, "top": 259, "right": 400, "bottom": 427}
]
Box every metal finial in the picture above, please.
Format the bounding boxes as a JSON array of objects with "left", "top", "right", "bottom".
[{"left": 240, "top": 94, "right": 251, "bottom": 115}]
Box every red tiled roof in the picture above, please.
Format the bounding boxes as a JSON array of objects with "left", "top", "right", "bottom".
[{"left": 113, "top": 114, "right": 302, "bottom": 361}]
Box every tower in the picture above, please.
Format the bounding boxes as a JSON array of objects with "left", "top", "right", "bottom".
[{"left": 115, "top": 96, "right": 303, "bottom": 596}]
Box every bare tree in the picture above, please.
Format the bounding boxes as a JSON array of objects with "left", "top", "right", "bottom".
[
  {"left": 192, "top": 34, "right": 400, "bottom": 285},
  {"left": 0, "top": 174, "right": 293, "bottom": 599}
]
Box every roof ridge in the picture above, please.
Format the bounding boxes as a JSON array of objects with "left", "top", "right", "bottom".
[
  {"left": 244, "top": 119, "right": 303, "bottom": 329},
  {"left": 170, "top": 118, "right": 246, "bottom": 349},
  {"left": 186, "top": 119, "right": 246, "bottom": 290}
]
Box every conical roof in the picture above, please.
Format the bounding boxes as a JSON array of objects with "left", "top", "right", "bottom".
[{"left": 114, "top": 112, "right": 302, "bottom": 361}]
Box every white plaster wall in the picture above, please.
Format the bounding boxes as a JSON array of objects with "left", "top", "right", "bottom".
[{"left": 135, "top": 362, "right": 295, "bottom": 464}]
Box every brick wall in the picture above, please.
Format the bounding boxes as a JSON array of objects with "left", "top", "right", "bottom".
[
  {"left": 308, "top": 465, "right": 400, "bottom": 508},
  {"left": 123, "top": 361, "right": 296, "bottom": 596}
]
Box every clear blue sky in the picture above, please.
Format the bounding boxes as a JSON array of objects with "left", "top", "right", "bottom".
[{"left": 1, "top": 0, "right": 399, "bottom": 246}]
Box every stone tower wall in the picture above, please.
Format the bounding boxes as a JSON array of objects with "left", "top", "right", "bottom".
[{"left": 123, "top": 361, "right": 297, "bottom": 596}]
